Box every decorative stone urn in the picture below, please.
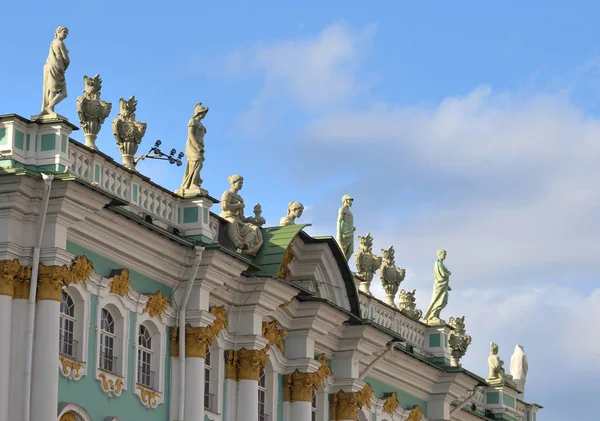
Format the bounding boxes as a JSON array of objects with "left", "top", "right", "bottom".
[
  {"left": 379, "top": 246, "right": 406, "bottom": 306},
  {"left": 448, "top": 316, "right": 472, "bottom": 367},
  {"left": 76, "top": 74, "right": 112, "bottom": 150},
  {"left": 112, "top": 96, "right": 147, "bottom": 170}
]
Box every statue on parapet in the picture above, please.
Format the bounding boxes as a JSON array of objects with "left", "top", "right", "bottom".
[
  {"left": 354, "top": 233, "right": 381, "bottom": 294},
  {"left": 177, "top": 103, "right": 209, "bottom": 197},
  {"left": 448, "top": 316, "right": 472, "bottom": 367},
  {"left": 398, "top": 289, "right": 422, "bottom": 321},
  {"left": 220, "top": 175, "right": 263, "bottom": 255},
  {"left": 280, "top": 202, "right": 304, "bottom": 226},
  {"left": 38, "top": 26, "right": 70, "bottom": 119},
  {"left": 488, "top": 342, "right": 514, "bottom": 385},
  {"left": 423, "top": 249, "right": 451, "bottom": 326},
  {"left": 112, "top": 96, "right": 147, "bottom": 170},
  {"left": 76, "top": 75, "right": 112, "bottom": 150},
  {"left": 378, "top": 246, "right": 405, "bottom": 306},
  {"left": 336, "top": 194, "right": 356, "bottom": 261},
  {"left": 510, "top": 344, "right": 528, "bottom": 395}
]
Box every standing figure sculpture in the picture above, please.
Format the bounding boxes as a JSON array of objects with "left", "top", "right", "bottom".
[
  {"left": 178, "top": 103, "right": 209, "bottom": 196},
  {"left": 220, "top": 175, "right": 264, "bottom": 255},
  {"left": 423, "top": 249, "right": 452, "bottom": 325},
  {"left": 40, "top": 26, "right": 70, "bottom": 117},
  {"left": 280, "top": 202, "right": 304, "bottom": 226},
  {"left": 510, "top": 344, "right": 529, "bottom": 395},
  {"left": 487, "top": 343, "right": 514, "bottom": 385},
  {"left": 354, "top": 233, "right": 381, "bottom": 294},
  {"left": 336, "top": 194, "right": 356, "bottom": 261}
]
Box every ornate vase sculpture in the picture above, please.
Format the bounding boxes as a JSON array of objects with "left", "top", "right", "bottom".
[
  {"left": 76, "top": 74, "right": 112, "bottom": 150},
  {"left": 280, "top": 201, "right": 304, "bottom": 226},
  {"left": 112, "top": 96, "right": 147, "bottom": 170},
  {"left": 378, "top": 246, "right": 406, "bottom": 306},
  {"left": 336, "top": 194, "right": 356, "bottom": 261},
  {"left": 354, "top": 233, "right": 381, "bottom": 294},
  {"left": 423, "top": 249, "right": 451, "bottom": 325},
  {"left": 510, "top": 345, "right": 529, "bottom": 395},
  {"left": 448, "top": 316, "right": 472, "bottom": 367},
  {"left": 219, "top": 175, "right": 264, "bottom": 255},
  {"left": 487, "top": 342, "right": 514, "bottom": 386},
  {"left": 398, "top": 289, "right": 422, "bottom": 321},
  {"left": 177, "top": 102, "right": 209, "bottom": 196},
  {"left": 39, "top": 26, "right": 70, "bottom": 118}
]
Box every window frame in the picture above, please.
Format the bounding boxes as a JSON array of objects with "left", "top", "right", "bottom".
[
  {"left": 59, "top": 291, "right": 76, "bottom": 359},
  {"left": 133, "top": 312, "right": 166, "bottom": 407},
  {"left": 137, "top": 325, "right": 153, "bottom": 388},
  {"left": 57, "top": 284, "right": 90, "bottom": 381}
]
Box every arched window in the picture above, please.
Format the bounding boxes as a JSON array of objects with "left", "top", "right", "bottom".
[
  {"left": 137, "top": 325, "right": 153, "bottom": 388},
  {"left": 204, "top": 348, "right": 212, "bottom": 410},
  {"left": 258, "top": 368, "right": 266, "bottom": 421},
  {"left": 59, "top": 292, "right": 76, "bottom": 358},
  {"left": 99, "top": 308, "right": 116, "bottom": 374},
  {"left": 311, "top": 388, "right": 318, "bottom": 421}
]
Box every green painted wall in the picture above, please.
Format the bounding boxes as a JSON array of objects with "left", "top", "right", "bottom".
[
  {"left": 14, "top": 130, "right": 24, "bottom": 150},
  {"left": 58, "top": 242, "right": 173, "bottom": 420},
  {"left": 364, "top": 376, "right": 428, "bottom": 416},
  {"left": 429, "top": 333, "right": 441, "bottom": 348},
  {"left": 487, "top": 391, "right": 500, "bottom": 405},
  {"left": 40, "top": 133, "right": 55, "bottom": 151},
  {"left": 0, "top": 128, "right": 7, "bottom": 146},
  {"left": 503, "top": 393, "right": 515, "bottom": 408}
]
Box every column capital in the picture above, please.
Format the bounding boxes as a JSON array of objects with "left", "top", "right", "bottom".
[
  {"left": 224, "top": 347, "right": 269, "bottom": 381},
  {"left": 330, "top": 383, "right": 373, "bottom": 421},
  {"left": 37, "top": 255, "right": 94, "bottom": 301},
  {"left": 284, "top": 353, "right": 333, "bottom": 402},
  {"left": 13, "top": 264, "right": 32, "bottom": 299},
  {"left": 171, "top": 306, "right": 227, "bottom": 358},
  {"left": 0, "top": 259, "right": 22, "bottom": 297}
]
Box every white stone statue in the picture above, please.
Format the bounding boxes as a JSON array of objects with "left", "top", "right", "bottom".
[
  {"left": 378, "top": 246, "right": 405, "bottom": 306},
  {"left": 40, "top": 26, "right": 70, "bottom": 117},
  {"left": 220, "top": 175, "right": 264, "bottom": 255},
  {"left": 487, "top": 342, "right": 513, "bottom": 385},
  {"left": 76, "top": 75, "right": 112, "bottom": 150},
  {"left": 178, "top": 103, "right": 208, "bottom": 196},
  {"left": 448, "top": 316, "right": 472, "bottom": 367},
  {"left": 510, "top": 344, "right": 528, "bottom": 394},
  {"left": 336, "top": 194, "right": 356, "bottom": 261},
  {"left": 280, "top": 202, "right": 304, "bottom": 226},
  {"left": 423, "top": 249, "right": 451, "bottom": 325},
  {"left": 354, "top": 233, "right": 381, "bottom": 294},
  {"left": 112, "top": 96, "right": 147, "bottom": 170},
  {"left": 250, "top": 203, "right": 266, "bottom": 227},
  {"left": 398, "top": 289, "right": 422, "bottom": 321}
]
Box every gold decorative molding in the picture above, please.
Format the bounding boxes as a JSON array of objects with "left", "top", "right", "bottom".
[
  {"left": 315, "top": 353, "right": 333, "bottom": 385},
  {"left": 59, "top": 412, "right": 77, "bottom": 421},
  {"left": 382, "top": 391, "right": 400, "bottom": 414},
  {"left": 98, "top": 372, "right": 124, "bottom": 397},
  {"left": 406, "top": 405, "right": 424, "bottom": 421},
  {"left": 330, "top": 384, "right": 373, "bottom": 421},
  {"left": 262, "top": 321, "right": 286, "bottom": 353},
  {"left": 278, "top": 246, "right": 295, "bottom": 280},
  {"left": 109, "top": 269, "right": 131, "bottom": 297},
  {"left": 279, "top": 298, "right": 293, "bottom": 308},
  {"left": 143, "top": 291, "right": 169, "bottom": 321},
  {"left": 283, "top": 372, "right": 292, "bottom": 402},
  {"left": 283, "top": 353, "right": 333, "bottom": 403},
  {"left": 225, "top": 349, "right": 239, "bottom": 380},
  {"left": 170, "top": 326, "right": 180, "bottom": 358},
  {"left": 237, "top": 348, "right": 269, "bottom": 381},
  {"left": 136, "top": 385, "right": 161, "bottom": 409},
  {"left": 0, "top": 259, "right": 22, "bottom": 297},
  {"left": 59, "top": 356, "right": 85, "bottom": 381},
  {"left": 13, "top": 265, "right": 32, "bottom": 300},
  {"left": 37, "top": 264, "right": 70, "bottom": 301},
  {"left": 66, "top": 255, "right": 93, "bottom": 287},
  {"left": 172, "top": 306, "right": 228, "bottom": 358}
]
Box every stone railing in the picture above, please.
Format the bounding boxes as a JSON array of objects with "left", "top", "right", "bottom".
[
  {"left": 69, "top": 140, "right": 180, "bottom": 226},
  {"left": 358, "top": 292, "right": 426, "bottom": 348}
]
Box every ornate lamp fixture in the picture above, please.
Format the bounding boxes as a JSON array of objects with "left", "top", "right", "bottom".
[{"left": 134, "top": 140, "right": 184, "bottom": 168}]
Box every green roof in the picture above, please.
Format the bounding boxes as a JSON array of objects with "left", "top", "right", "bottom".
[{"left": 248, "top": 224, "right": 310, "bottom": 277}]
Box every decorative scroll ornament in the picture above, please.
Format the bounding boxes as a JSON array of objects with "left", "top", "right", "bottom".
[
  {"left": 143, "top": 291, "right": 169, "bottom": 321},
  {"left": 98, "top": 372, "right": 124, "bottom": 397},
  {"left": 109, "top": 269, "right": 131, "bottom": 297},
  {"left": 59, "top": 412, "right": 77, "bottom": 421},
  {"left": 0, "top": 259, "right": 22, "bottom": 297},
  {"left": 330, "top": 383, "right": 373, "bottom": 421},
  {"left": 136, "top": 385, "right": 161, "bottom": 409},
  {"left": 406, "top": 405, "right": 424, "bottom": 421},
  {"left": 382, "top": 391, "right": 400, "bottom": 414},
  {"left": 278, "top": 246, "right": 295, "bottom": 280},
  {"left": 262, "top": 321, "right": 287, "bottom": 353},
  {"left": 59, "top": 356, "right": 85, "bottom": 381},
  {"left": 14, "top": 265, "right": 32, "bottom": 299}
]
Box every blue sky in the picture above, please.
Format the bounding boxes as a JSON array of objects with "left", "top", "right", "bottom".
[{"left": 3, "top": 2, "right": 600, "bottom": 420}]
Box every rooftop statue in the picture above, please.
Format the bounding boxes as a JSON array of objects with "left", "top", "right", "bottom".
[
  {"left": 448, "top": 316, "right": 472, "bottom": 367},
  {"left": 280, "top": 201, "right": 304, "bottom": 226},
  {"left": 378, "top": 246, "right": 406, "bottom": 306},
  {"left": 488, "top": 342, "right": 514, "bottom": 385},
  {"left": 336, "top": 194, "right": 356, "bottom": 261},
  {"left": 220, "top": 175, "right": 264, "bottom": 255},
  {"left": 39, "top": 26, "right": 70, "bottom": 118},
  {"left": 250, "top": 203, "right": 266, "bottom": 227},
  {"left": 112, "top": 96, "right": 147, "bottom": 170},
  {"left": 398, "top": 289, "right": 422, "bottom": 321},
  {"left": 177, "top": 103, "right": 209, "bottom": 196},
  {"left": 76, "top": 75, "right": 112, "bottom": 150},
  {"left": 354, "top": 233, "right": 381, "bottom": 294},
  {"left": 423, "top": 249, "right": 451, "bottom": 326},
  {"left": 510, "top": 344, "right": 529, "bottom": 395}
]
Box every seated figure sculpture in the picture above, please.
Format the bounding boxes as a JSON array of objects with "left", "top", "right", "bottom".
[
  {"left": 280, "top": 201, "right": 304, "bottom": 226},
  {"left": 220, "top": 175, "right": 263, "bottom": 255},
  {"left": 487, "top": 342, "right": 514, "bottom": 385}
]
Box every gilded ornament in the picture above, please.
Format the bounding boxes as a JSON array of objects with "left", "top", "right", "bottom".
[
  {"left": 170, "top": 326, "right": 179, "bottom": 358},
  {"left": 315, "top": 353, "right": 333, "bottom": 386},
  {"left": 184, "top": 306, "right": 228, "bottom": 358},
  {"left": 382, "top": 392, "right": 400, "bottom": 414},
  {"left": 143, "top": 291, "right": 169, "bottom": 321},
  {"left": 67, "top": 255, "right": 94, "bottom": 287},
  {"left": 136, "top": 385, "right": 161, "bottom": 408},
  {"left": 37, "top": 264, "right": 70, "bottom": 301},
  {"left": 283, "top": 354, "right": 332, "bottom": 403},
  {"left": 406, "top": 405, "right": 424, "bottom": 421},
  {"left": 357, "top": 383, "right": 373, "bottom": 409},
  {"left": 59, "top": 412, "right": 77, "bottom": 421},
  {"left": 330, "top": 390, "right": 361, "bottom": 421},
  {"left": 279, "top": 298, "right": 293, "bottom": 308},
  {"left": 109, "top": 269, "right": 131, "bottom": 297},
  {"left": 225, "top": 349, "right": 239, "bottom": 380},
  {"left": 262, "top": 321, "right": 287, "bottom": 353},
  {"left": 0, "top": 259, "right": 22, "bottom": 297},
  {"left": 278, "top": 246, "right": 295, "bottom": 280},
  {"left": 59, "top": 356, "right": 85, "bottom": 381},
  {"left": 98, "top": 372, "right": 124, "bottom": 396},
  {"left": 283, "top": 373, "right": 292, "bottom": 402},
  {"left": 13, "top": 265, "right": 32, "bottom": 299},
  {"left": 236, "top": 348, "right": 269, "bottom": 381}
]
